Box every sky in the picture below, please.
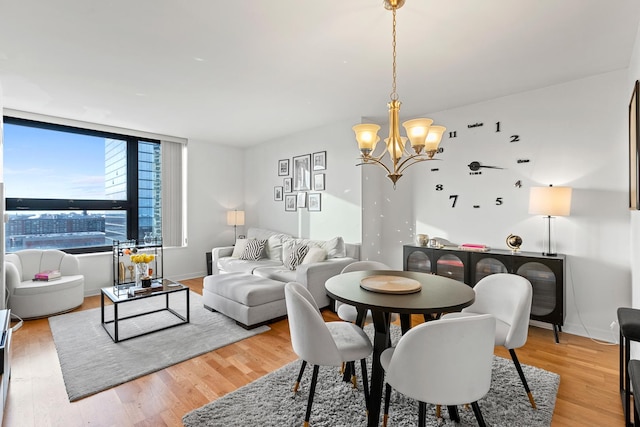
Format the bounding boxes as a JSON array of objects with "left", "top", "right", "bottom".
[{"left": 3, "top": 123, "right": 111, "bottom": 199}]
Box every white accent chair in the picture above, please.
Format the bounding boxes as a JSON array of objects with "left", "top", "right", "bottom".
[
  {"left": 441, "top": 273, "right": 537, "bottom": 408},
  {"left": 337, "top": 260, "right": 393, "bottom": 324},
  {"left": 381, "top": 314, "right": 496, "bottom": 427},
  {"left": 5, "top": 249, "right": 84, "bottom": 319},
  {"left": 284, "top": 282, "right": 372, "bottom": 427}
]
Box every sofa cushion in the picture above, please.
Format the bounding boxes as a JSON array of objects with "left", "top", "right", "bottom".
[
  {"left": 253, "top": 266, "right": 297, "bottom": 283},
  {"left": 204, "top": 273, "right": 284, "bottom": 307},
  {"left": 13, "top": 275, "right": 84, "bottom": 296},
  {"left": 217, "top": 257, "right": 283, "bottom": 274},
  {"left": 239, "top": 239, "right": 267, "bottom": 261}
]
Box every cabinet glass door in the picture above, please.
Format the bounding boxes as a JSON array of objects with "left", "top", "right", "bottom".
[
  {"left": 474, "top": 258, "right": 508, "bottom": 283},
  {"left": 436, "top": 254, "right": 465, "bottom": 282},
  {"left": 516, "top": 261, "right": 556, "bottom": 316},
  {"left": 406, "top": 250, "right": 431, "bottom": 273}
]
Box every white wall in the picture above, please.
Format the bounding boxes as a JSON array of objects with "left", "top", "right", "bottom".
[
  {"left": 628, "top": 19, "right": 640, "bottom": 311},
  {"left": 364, "top": 70, "right": 630, "bottom": 342},
  {"left": 78, "top": 138, "right": 245, "bottom": 295},
  {"left": 243, "top": 118, "right": 362, "bottom": 244}
]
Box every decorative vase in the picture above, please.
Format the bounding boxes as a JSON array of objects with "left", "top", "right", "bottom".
[
  {"left": 416, "top": 234, "right": 429, "bottom": 247},
  {"left": 135, "top": 263, "right": 149, "bottom": 287}
]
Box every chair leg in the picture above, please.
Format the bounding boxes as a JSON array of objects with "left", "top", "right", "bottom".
[
  {"left": 418, "top": 401, "right": 427, "bottom": 427},
  {"left": 383, "top": 383, "right": 392, "bottom": 427},
  {"left": 509, "top": 348, "right": 537, "bottom": 409},
  {"left": 447, "top": 405, "right": 460, "bottom": 423},
  {"left": 349, "top": 361, "right": 358, "bottom": 389},
  {"left": 470, "top": 401, "right": 487, "bottom": 427},
  {"left": 293, "top": 360, "right": 307, "bottom": 393},
  {"left": 360, "top": 358, "right": 370, "bottom": 410},
  {"left": 303, "top": 365, "right": 320, "bottom": 427}
]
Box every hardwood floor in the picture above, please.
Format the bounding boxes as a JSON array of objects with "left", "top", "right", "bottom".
[{"left": 3, "top": 277, "right": 625, "bottom": 426}]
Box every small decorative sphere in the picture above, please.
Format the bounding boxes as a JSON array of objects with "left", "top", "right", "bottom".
[{"left": 506, "top": 234, "right": 523, "bottom": 252}]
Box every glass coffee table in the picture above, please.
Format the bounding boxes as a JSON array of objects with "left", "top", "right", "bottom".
[{"left": 101, "top": 279, "right": 190, "bottom": 343}]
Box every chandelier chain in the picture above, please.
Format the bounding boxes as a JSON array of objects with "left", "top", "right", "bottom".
[{"left": 391, "top": 6, "right": 398, "bottom": 101}]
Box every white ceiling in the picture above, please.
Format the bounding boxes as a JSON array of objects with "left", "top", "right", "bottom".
[{"left": 1, "top": 0, "right": 639, "bottom": 147}]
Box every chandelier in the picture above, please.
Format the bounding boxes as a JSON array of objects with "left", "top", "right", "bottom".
[{"left": 352, "top": 0, "right": 446, "bottom": 187}]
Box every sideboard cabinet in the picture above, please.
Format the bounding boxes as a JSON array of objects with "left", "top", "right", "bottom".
[{"left": 403, "top": 245, "right": 565, "bottom": 342}]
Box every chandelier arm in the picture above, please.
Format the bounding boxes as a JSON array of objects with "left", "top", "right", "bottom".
[
  {"left": 356, "top": 157, "right": 394, "bottom": 176},
  {"left": 396, "top": 154, "right": 429, "bottom": 175}
]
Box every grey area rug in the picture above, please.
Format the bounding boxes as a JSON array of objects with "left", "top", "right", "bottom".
[
  {"left": 183, "top": 325, "right": 560, "bottom": 427},
  {"left": 49, "top": 291, "right": 269, "bottom": 401}
]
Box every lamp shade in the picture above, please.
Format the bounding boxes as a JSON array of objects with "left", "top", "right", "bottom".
[
  {"left": 528, "top": 186, "right": 572, "bottom": 216},
  {"left": 226, "top": 210, "right": 245, "bottom": 226}
]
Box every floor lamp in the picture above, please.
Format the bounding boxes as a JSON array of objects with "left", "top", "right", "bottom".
[
  {"left": 226, "top": 210, "right": 245, "bottom": 242},
  {"left": 528, "top": 185, "right": 572, "bottom": 256}
]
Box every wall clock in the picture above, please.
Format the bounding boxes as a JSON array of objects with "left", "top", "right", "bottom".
[{"left": 433, "top": 120, "right": 529, "bottom": 209}]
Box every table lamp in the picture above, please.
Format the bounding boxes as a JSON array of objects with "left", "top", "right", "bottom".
[
  {"left": 226, "top": 210, "right": 245, "bottom": 242},
  {"left": 528, "top": 185, "right": 572, "bottom": 256}
]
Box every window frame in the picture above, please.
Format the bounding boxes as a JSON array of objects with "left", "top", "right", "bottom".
[{"left": 3, "top": 116, "right": 161, "bottom": 254}]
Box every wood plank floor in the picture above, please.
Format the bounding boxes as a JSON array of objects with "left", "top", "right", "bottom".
[{"left": 2, "top": 277, "right": 624, "bottom": 427}]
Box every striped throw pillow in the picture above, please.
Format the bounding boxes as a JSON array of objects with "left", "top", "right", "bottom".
[
  {"left": 284, "top": 244, "right": 310, "bottom": 270},
  {"left": 239, "top": 239, "right": 267, "bottom": 261}
]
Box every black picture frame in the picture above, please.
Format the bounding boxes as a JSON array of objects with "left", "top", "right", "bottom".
[
  {"left": 274, "top": 186, "right": 283, "bottom": 201},
  {"left": 283, "top": 177, "right": 292, "bottom": 193},
  {"left": 631, "top": 81, "right": 640, "bottom": 210},
  {"left": 285, "top": 194, "right": 296, "bottom": 211},
  {"left": 293, "top": 154, "right": 311, "bottom": 191},
  {"left": 313, "top": 151, "right": 326, "bottom": 170},
  {"left": 308, "top": 193, "right": 321, "bottom": 211},
  {"left": 278, "top": 159, "right": 289, "bottom": 176},
  {"left": 313, "top": 173, "right": 325, "bottom": 191}
]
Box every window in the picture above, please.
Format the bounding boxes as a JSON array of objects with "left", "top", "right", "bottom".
[{"left": 3, "top": 116, "right": 163, "bottom": 253}]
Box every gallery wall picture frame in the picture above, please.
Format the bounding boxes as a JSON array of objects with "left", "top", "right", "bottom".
[
  {"left": 297, "top": 192, "right": 307, "bottom": 209},
  {"left": 278, "top": 159, "right": 290, "bottom": 176},
  {"left": 284, "top": 177, "right": 292, "bottom": 193},
  {"left": 293, "top": 154, "right": 311, "bottom": 191},
  {"left": 308, "top": 193, "right": 321, "bottom": 212},
  {"left": 313, "top": 173, "right": 325, "bottom": 191},
  {"left": 285, "top": 194, "right": 296, "bottom": 211},
  {"left": 313, "top": 151, "right": 326, "bottom": 170},
  {"left": 274, "top": 186, "right": 283, "bottom": 201},
  {"left": 630, "top": 80, "right": 640, "bottom": 210}
]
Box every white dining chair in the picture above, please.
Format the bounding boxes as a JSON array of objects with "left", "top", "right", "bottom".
[
  {"left": 284, "top": 281, "right": 373, "bottom": 427},
  {"left": 441, "top": 273, "right": 537, "bottom": 408},
  {"left": 381, "top": 314, "right": 496, "bottom": 427}
]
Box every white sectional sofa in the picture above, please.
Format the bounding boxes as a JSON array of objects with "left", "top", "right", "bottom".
[{"left": 204, "top": 227, "right": 359, "bottom": 328}]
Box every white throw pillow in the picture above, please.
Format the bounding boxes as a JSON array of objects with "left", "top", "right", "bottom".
[
  {"left": 321, "top": 236, "right": 346, "bottom": 258},
  {"left": 231, "top": 239, "right": 248, "bottom": 258},
  {"left": 302, "top": 246, "right": 327, "bottom": 264}
]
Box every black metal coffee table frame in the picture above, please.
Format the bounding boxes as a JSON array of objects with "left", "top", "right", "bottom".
[{"left": 101, "top": 281, "right": 190, "bottom": 343}]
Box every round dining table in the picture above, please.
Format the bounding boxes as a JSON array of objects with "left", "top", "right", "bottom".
[{"left": 325, "top": 269, "right": 476, "bottom": 427}]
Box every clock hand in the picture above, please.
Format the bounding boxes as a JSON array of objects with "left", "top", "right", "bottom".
[{"left": 467, "top": 161, "right": 504, "bottom": 171}]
